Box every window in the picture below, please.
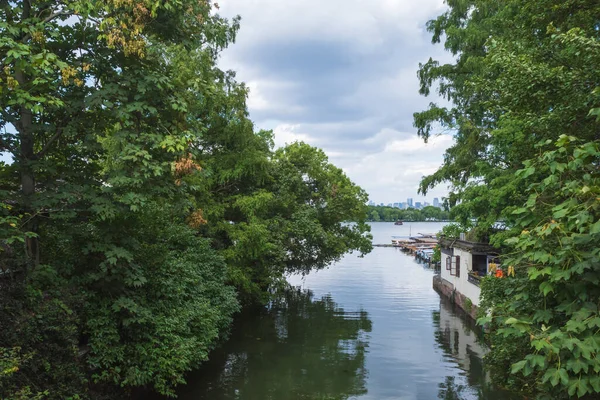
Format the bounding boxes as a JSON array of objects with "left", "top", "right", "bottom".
[
  {"left": 449, "top": 255, "right": 460, "bottom": 277},
  {"left": 472, "top": 254, "right": 487, "bottom": 276}
]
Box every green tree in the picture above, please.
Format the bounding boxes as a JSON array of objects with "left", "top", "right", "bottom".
[
  {"left": 369, "top": 208, "right": 381, "bottom": 222},
  {"left": 366, "top": 205, "right": 451, "bottom": 222},
  {"left": 1, "top": 1, "right": 241, "bottom": 397},
  {"left": 197, "top": 138, "right": 372, "bottom": 301},
  {"left": 417, "top": 0, "right": 600, "bottom": 398},
  {"left": 422, "top": 205, "right": 442, "bottom": 220},
  {"left": 1, "top": 2, "right": 372, "bottom": 398}
]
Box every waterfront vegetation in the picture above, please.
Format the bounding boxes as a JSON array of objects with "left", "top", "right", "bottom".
[
  {"left": 417, "top": 0, "right": 600, "bottom": 398},
  {"left": 0, "top": 2, "right": 371, "bottom": 399},
  {"left": 2, "top": 0, "right": 600, "bottom": 399},
  {"left": 366, "top": 205, "right": 450, "bottom": 222}
]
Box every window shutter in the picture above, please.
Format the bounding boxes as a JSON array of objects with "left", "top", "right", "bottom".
[{"left": 455, "top": 255, "right": 460, "bottom": 277}]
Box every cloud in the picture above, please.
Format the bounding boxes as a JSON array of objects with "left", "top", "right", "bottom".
[
  {"left": 272, "top": 124, "right": 318, "bottom": 148},
  {"left": 343, "top": 133, "right": 452, "bottom": 202},
  {"left": 217, "top": 0, "right": 453, "bottom": 203}
]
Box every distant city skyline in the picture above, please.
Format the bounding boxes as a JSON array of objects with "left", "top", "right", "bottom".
[{"left": 368, "top": 196, "right": 443, "bottom": 209}]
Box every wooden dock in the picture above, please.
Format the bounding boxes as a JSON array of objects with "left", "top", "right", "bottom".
[{"left": 388, "top": 234, "right": 440, "bottom": 267}]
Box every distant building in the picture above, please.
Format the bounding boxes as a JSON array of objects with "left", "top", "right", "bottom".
[
  {"left": 401, "top": 202, "right": 408, "bottom": 209},
  {"left": 393, "top": 202, "right": 399, "bottom": 208},
  {"left": 415, "top": 201, "right": 422, "bottom": 209},
  {"left": 424, "top": 201, "right": 430, "bottom": 207},
  {"left": 387, "top": 203, "right": 393, "bottom": 207},
  {"left": 407, "top": 198, "right": 413, "bottom": 207},
  {"left": 433, "top": 198, "right": 440, "bottom": 208},
  {"left": 368, "top": 200, "right": 375, "bottom": 206}
]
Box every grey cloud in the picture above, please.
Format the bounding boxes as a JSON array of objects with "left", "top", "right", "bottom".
[
  {"left": 231, "top": 36, "right": 439, "bottom": 124},
  {"left": 217, "top": 0, "right": 452, "bottom": 202}
]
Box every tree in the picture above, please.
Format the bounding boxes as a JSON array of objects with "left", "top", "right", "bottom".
[
  {"left": 369, "top": 209, "right": 381, "bottom": 222},
  {"left": 1, "top": 2, "right": 372, "bottom": 398},
  {"left": 197, "top": 138, "right": 373, "bottom": 301},
  {"left": 422, "top": 205, "right": 442, "bottom": 220},
  {"left": 416, "top": 0, "right": 600, "bottom": 398},
  {"left": 1, "top": 1, "right": 242, "bottom": 397}
]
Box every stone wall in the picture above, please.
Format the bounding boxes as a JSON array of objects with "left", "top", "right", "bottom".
[{"left": 433, "top": 275, "right": 479, "bottom": 320}]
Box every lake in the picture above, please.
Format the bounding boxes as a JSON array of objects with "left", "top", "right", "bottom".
[{"left": 160, "top": 222, "right": 510, "bottom": 400}]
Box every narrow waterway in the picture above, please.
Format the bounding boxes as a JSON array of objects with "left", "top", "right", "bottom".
[{"left": 165, "top": 222, "right": 511, "bottom": 399}]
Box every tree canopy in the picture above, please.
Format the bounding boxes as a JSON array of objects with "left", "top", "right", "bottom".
[
  {"left": 366, "top": 205, "right": 450, "bottom": 223},
  {"left": 417, "top": 0, "right": 600, "bottom": 398},
  {"left": 0, "top": 1, "right": 371, "bottom": 398}
]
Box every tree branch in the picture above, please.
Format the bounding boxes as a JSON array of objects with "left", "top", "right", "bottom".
[
  {"left": 21, "top": 9, "right": 72, "bottom": 43},
  {"left": 42, "top": 9, "right": 70, "bottom": 24},
  {"left": 0, "top": 109, "right": 21, "bottom": 133},
  {"left": 35, "top": 126, "right": 64, "bottom": 159}
]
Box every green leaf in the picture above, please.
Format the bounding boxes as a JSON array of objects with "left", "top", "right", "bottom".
[
  {"left": 511, "top": 360, "right": 527, "bottom": 374},
  {"left": 567, "top": 358, "right": 588, "bottom": 374},
  {"left": 527, "top": 354, "right": 546, "bottom": 369},
  {"left": 558, "top": 368, "right": 569, "bottom": 386},
  {"left": 539, "top": 281, "right": 554, "bottom": 296},
  {"left": 590, "top": 220, "right": 600, "bottom": 235}
]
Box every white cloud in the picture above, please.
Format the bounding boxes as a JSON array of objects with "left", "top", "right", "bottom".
[
  {"left": 343, "top": 131, "right": 451, "bottom": 202},
  {"left": 272, "top": 124, "right": 317, "bottom": 148},
  {"left": 217, "top": 0, "right": 453, "bottom": 203},
  {"left": 384, "top": 134, "right": 453, "bottom": 153}
]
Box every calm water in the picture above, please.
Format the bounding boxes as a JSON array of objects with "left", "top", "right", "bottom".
[{"left": 166, "top": 222, "right": 511, "bottom": 400}]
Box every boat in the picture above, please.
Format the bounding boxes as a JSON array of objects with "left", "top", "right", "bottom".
[{"left": 394, "top": 220, "right": 403, "bottom": 225}]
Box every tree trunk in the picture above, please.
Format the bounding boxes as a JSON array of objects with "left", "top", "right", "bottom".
[{"left": 15, "top": 69, "right": 39, "bottom": 270}]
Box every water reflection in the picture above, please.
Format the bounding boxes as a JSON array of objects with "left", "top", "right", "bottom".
[
  {"left": 433, "top": 299, "right": 516, "bottom": 400},
  {"left": 147, "top": 223, "right": 519, "bottom": 400},
  {"left": 174, "top": 287, "right": 372, "bottom": 400}
]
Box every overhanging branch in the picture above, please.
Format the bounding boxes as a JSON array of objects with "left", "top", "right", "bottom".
[{"left": 21, "top": 9, "right": 72, "bottom": 43}]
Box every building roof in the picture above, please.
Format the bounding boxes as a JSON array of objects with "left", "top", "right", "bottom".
[{"left": 439, "top": 237, "right": 499, "bottom": 255}]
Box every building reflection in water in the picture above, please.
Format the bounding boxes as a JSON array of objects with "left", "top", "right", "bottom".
[{"left": 433, "top": 298, "right": 519, "bottom": 400}]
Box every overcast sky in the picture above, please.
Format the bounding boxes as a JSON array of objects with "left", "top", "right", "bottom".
[{"left": 216, "top": 0, "right": 453, "bottom": 205}]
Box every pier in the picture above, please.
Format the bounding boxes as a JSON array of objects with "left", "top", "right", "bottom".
[{"left": 374, "top": 232, "right": 440, "bottom": 267}]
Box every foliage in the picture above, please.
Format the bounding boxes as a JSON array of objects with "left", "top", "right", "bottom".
[
  {"left": 478, "top": 275, "right": 541, "bottom": 395},
  {"left": 418, "top": 0, "right": 600, "bottom": 398},
  {"left": 195, "top": 114, "right": 372, "bottom": 301},
  {"left": 0, "top": 280, "right": 87, "bottom": 400},
  {"left": 366, "top": 205, "right": 450, "bottom": 222},
  {"left": 464, "top": 297, "right": 473, "bottom": 314},
  {"left": 415, "top": 0, "right": 600, "bottom": 237},
  {"left": 431, "top": 245, "right": 441, "bottom": 263},
  {"left": 0, "top": 0, "right": 371, "bottom": 398},
  {"left": 496, "top": 138, "right": 600, "bottom": 399},
  {"left": 438, "top": 223, "right": 465, "bottom": 239}
]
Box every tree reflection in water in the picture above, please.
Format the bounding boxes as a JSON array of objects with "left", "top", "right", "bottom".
[{"left": 174, "top": 287, "right": 372, "bottom": 400}]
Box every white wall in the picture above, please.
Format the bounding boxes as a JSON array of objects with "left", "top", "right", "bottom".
[
  {"left": 438, "top": 301, "right": 487, "bottom": 371},
  {"left": 441, "top": 248, "right": 482, "bottom": 306}
]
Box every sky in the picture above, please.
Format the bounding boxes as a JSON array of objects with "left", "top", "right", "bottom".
[{"left": 215, "top": 0, "right": 454, "bottom": 205}]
